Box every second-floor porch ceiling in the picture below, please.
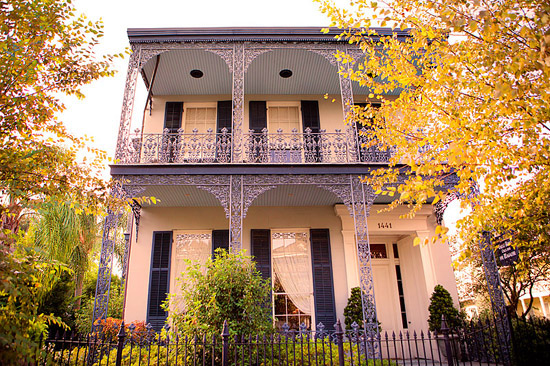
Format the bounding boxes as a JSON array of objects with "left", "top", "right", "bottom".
[
  {"left": 134, "top": 27, "right": 408, "bottom": 97},
  {"left": 141, "top": 48, "right": 349, "bottom": 96}
]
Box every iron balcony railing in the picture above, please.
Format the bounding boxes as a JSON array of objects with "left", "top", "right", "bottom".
[{"left": 119, "top": 128, "right": 393, "bottom": 164}]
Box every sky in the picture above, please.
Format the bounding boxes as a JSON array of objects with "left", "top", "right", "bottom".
[{"left": 61, "top": 0, "right": 335, "bottom": 158}]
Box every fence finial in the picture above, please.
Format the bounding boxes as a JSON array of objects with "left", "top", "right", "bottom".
[
  {"left": 335, "top": 319, "right": 345, "bottom": 366},
  {"left": 440, "top": 314, "right": 449, "bottom": 333},
  {"left": 116, "top": 321, "right": 126, "bottom": 366},
  {"left": 221, "top": 320, "right": 229, "bottom": 366},
  {"left": 440, "top": 315, "right": 454, "bottom": 366}
]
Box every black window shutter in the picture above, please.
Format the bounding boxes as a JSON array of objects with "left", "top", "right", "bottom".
[
  {"left": 301, "top": 101, "right": 320, "bottom": 133},
  {"left": 310, "top": 229, "right": 337, "bottom": 331},
  {"left": 212, "top": 230, "right": 230, "bottom": 256},
  {"left": 147, "top": 231, "right": 172, "bottom": 331},
  {"left": 249, "top": 101, "right": 267, "bottom": 133},
  {"left": 251, "top": 229, "right": 271, "bottom": 281},
  {"left": 217, "top": 100, "right": 232, "bottom": 132},
  {"left": 301, "top": 100, "right": 322, "bottom": 162},
  {"left": 164, "top": 102, "right": 183, "bottom": 133}
]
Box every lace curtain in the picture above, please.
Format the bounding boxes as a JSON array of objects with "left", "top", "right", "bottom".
[
  {"left": 170, "top": 230, "right": 211, "bottom": 312},
  {"left": 271, "top": 229, "right": 313, "bottom": 315}
]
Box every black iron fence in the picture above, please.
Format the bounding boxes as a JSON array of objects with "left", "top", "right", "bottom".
[{"left": 37, "top": 315, "right": 549, "bottom": 366}]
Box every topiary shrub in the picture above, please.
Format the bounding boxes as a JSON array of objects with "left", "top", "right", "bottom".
[
  {"left": 428, "top": 285, "right": 462, "bottom": 332},
  {"left": 344, "top": 287, "right": 381, "bottom": 330},
  {"left": 168, "top": 249, "right": 273, "bottom": 336}
]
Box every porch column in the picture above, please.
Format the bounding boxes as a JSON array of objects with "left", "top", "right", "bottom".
[
  {"left": 92, "top": 186, "right": 124, "bottom": 330},
  {"left": 416, "top": 230, "right": 438, "bottom": 295},
  {"left": 229, "top": 175, "right": 244, "bottom": 252},
  {"left": 231, "top": 43, "right": 245, "bottom": 162},
  {"left": 540, "top": 296, "right": 548, "bottom": 318},
  {"left": 349, "top": 175, "right": 379, "bottom": 345},
  {"left": 520, "top": 298, "right": 527, "bottom": 315},
  {"left": 334, "top": 205, "right": 360, "bottom": 293},
  {"left": 115, "top": 49, "right": 141, "bottom": 162},
  {"left": 337, "top": 46, "right": 358, "bottom": 161}
]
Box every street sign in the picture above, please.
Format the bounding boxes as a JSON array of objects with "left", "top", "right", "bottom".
[{"left": 494, "top": 234, "right": 519, "bottom": 266}]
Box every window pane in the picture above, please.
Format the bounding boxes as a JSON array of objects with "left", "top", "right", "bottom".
[
  {"left": 268, "top": 106, "right": 300, "bottom": 133},
  {"left": 274, "top": 294, "right": 287, "bottom": 316},
  {"left": 271, "top": 229, "right": 313, "bottom": 330},
  {"left": 185, "top": 107, "right": 216, "bottom": 133}
]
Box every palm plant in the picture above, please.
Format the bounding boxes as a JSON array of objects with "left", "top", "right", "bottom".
[{"left": 32, "top": 200, "right": 99, "bottom": 308}]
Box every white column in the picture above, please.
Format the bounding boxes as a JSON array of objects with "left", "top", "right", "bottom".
[
  {"left": 539, "top": 296, "right": 548, "bottom": 318},
  {"left": 335, "top": 204, "right": 360, "bottom": 293}
]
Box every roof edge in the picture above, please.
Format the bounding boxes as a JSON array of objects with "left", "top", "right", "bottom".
[{"left": 127, "top": 26, "right": 411, "bottom": 43}]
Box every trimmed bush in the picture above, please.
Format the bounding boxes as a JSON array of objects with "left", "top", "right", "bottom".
[{"left": 428, "top": 285, "right": 462, "bottom": 332}]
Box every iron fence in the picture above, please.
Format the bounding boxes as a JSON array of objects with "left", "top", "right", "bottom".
[{"left": 36, "top": 315, "right": 527, "bottom": 366}]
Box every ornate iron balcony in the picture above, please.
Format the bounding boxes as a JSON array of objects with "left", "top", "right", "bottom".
[{"left": 118, "top": 128, "right": 392, "bottom": 164}]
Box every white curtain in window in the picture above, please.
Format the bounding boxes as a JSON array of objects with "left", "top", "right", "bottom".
[
  {"left": 170, "top": 230, "right": 211, "bottom": 312},
  {"left": 272, "top": 229, "right": 313, "bottom": 314}
]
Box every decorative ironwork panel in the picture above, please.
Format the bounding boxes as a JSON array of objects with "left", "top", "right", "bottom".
[
  {"left": 232, "top": 43, "right": 245, "bottom": 162},
  {"left": 309, "top": 48, "right": 338, "bottom": 66},
  {"left": 229, "top": 175, "right": 244, "bottom": 252},
  {"left": 115, "top": 51, "right": 140, "bottom": 161},
  {"left": 130, "top": 199, "right": 141, "bottom": 241},
  {"left": 349, "top": 175, "right": 379, "bottom": 356},
  {"left": 244, "top": 48, "right": 273, "bottom": 72},
  {"left": 243, "top": 174, "right": 350, "bottom": 186},
  {"left": 318, "top": 183, "right": 353, "bottom": 215},
  {"left": 196, "top": 184, "right": 230, "bottom": 218},
  {"left": 175, "top": 233, "right": 212, "bottom": 249},
  {"left": 134, "top": 41, "right": 233, "bottom": 66},
  {"left": 242, "top": 184, "right": 276, "bottom": 216},
  {"left": 205, "top": 48, "right": 234, "bottom": 71},
  {"left": 92, "top": 186, "right": 124, "bottom": 331},
  {"left": 272, "top": 232, "right": 309, "bottom": 239},
  {"left": 337, "top": 46, "right": 359, "bottom": 162},
  {"left": 122, "top": 174, "right": 230, "bottom": 186},
  {"left": 480, "top": 232, "right": 512, "bottom": 366},
  {"left": 346, "top": 47, "right": 365, "bottom": 63},
  {"left": 434, "top": 191, "right": 460, "bottom": 226}
]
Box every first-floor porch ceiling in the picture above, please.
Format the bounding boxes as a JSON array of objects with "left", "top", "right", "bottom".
[{"left": 134, "top": 184, "right": 344, "bottom": 208}]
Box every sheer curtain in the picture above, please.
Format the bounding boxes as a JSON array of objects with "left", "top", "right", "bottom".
[
  {"left": 170, "top": 230, "right": 211, "bottom": 312},
  {"left": 271, "top": 229, "right": 313, "bottom": 314}
]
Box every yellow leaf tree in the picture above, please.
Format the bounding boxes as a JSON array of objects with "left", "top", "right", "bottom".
[
  {"left": 0, "top": 0, "right": 123, "bottom": 247},
  {"left": 317, "top": 0, "right": 550, "bottom": 312},
  {"left": 316, "top": 0, "right": 550, "bottom": 246}
]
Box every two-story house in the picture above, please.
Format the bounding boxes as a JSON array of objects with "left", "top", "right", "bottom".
[{"left": 93, "top": 27, "right": 460, "bottom": 334}]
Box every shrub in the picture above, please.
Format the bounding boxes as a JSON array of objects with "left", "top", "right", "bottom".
[
  {"left": 92, "top": 318, "right": 149, "bottom": 344},
  {"left": 168, "top": 249, "right": 272, "bottom": 336},
  {"left": 511, "top": 316, "right": 550, "bottom": 366},
  {"left": 343, "top": 287, "right": 381, "bottom": 330},
  {"left": 427, "top": 285, "right": 462, "bottom": 332},
  {"left": 0, "top": 250, "right": 68, "bottom": 365},
  {"left": 74, "top": 270, "right": 123, "bottom": 334}
]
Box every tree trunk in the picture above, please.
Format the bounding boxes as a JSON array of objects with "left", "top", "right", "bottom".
[
  {"left": 74, "top": 272, "right": 84, "bottom": 310},
  {"left": 0, "top": 201, "right": 23, "bottom": 249}
]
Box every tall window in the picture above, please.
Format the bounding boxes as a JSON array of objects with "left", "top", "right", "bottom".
[
  {"left": 170, "top": 231, "right": 212, "bottom": 312},
  {"left": 267, "top": 102, "right": 301, "bottom": 133},
  {"left": 271, "top": 229, "right": 313, "bottom": 330},
  {"left": 184, "top": 103, "right": 217, "bottom": 133}
]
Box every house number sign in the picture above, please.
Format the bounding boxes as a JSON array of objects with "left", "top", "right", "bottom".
[{"left": 376, "top": 222, "right": 393, "bottom": 229}]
